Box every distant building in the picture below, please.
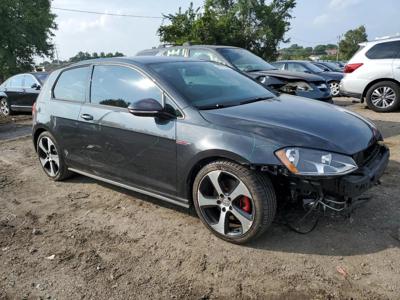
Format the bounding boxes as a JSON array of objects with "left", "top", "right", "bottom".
[
  {"left": 325, "top": 48, "right": 338, "bottom": 56},
  {"left": 309, "top": 55, "right": 321, "bottom": 61}
]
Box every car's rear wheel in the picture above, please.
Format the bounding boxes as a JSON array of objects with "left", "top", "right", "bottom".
[
  {"left": 366, "top": 81, "right": 400, "bottom": 112},
  {"left": 0, "top": 98, "right": 13, "bottom": 116},
  {"left": 193, "top": 160, "right": 276, "bottom": 244},
  {"left": 36, "top": 131, "right": 72, "bottom": 181},
  {"left": 329, "top": 81, "right": 340, "bottom": 97}
]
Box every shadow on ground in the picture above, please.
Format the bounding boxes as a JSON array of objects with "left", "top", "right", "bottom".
[{"left": 65, "top": 158, "right": 400, "bottom": 257}]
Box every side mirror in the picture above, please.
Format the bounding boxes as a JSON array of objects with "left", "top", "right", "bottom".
[
  {"left": 31, "top": 83, "right": 41, "bottom": 90},
  {"left": 128, "top": 98, "right": 174, "bottom": 118}
]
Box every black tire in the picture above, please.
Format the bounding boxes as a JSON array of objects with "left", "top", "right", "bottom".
[
  {"left": 366, "top": 81, "right": 400, "bottom": 112},
  {"left": 0, "top": 98, "right": 14, "bottom": 116},
  {"left": 193, "top": 160, "right": 276, "bottom": 244},
  {"left": 36, "top": 131, "right": 73, "bottom": 181}
]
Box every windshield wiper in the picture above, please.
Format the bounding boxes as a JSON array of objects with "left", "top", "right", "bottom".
[
  {"left": 245, "top": 69, "right": 266, "bottom": 72},
  {"left": 197, "top": 103, "right": 234, "bottom": 110},
  {"left": 239, "top": 96, "right": 273, "bottom": 105}
]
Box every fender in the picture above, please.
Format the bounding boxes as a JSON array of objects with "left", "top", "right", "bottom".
[
  {"left": 0, "top": 91, "right": 7, "bottom": 98},
  {"left": 32, "top": 124, "right": 53, "bottom": 150}
]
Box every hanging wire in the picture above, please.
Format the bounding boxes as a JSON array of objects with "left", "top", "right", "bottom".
[{"left": 53, "top": 7, "right": 163, "bottom": 19}]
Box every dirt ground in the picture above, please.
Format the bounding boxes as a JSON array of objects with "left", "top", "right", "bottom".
[{"left": 0, "top": 98, "right": 399, "bottom": 299}]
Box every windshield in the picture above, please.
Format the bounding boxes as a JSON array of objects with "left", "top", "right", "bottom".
[
  {"left": 34, "top": 73, "right": 49, "bottom": 83},
  {"left": 149, "top": 61, "right": 274, "bottom": 109},
  {"left": 304, "top": 62, "right": 325, "bottom": 73},
  {"left": 323, "top": 62, "right": 342, "bottom": 72},
  {"left": 216, "top": 48, "right": 276, "bottom": 72}
]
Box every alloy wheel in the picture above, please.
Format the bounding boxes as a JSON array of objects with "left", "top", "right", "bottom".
[
  {"left": 37, "top": 136, "right": 60, "bottom": 177},
  {"left": 329, "top": 81, "right": 340, "bottom": 97},
  {"left": 197, "top": 170, "right": 255, "bottom": 237},
  {"left": 371, "top": 86, "right": 396, "bottom": 109},
  {"left": 0, "top": 99, "right": 10, "bottom": 116}
]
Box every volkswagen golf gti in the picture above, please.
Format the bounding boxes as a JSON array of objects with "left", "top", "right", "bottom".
[{"left": 32, "top": 57, "right": 389, "bottom": 244}]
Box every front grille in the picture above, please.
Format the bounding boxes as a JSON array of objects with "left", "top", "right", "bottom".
[{"left": 352, "top": 142, "right": 380, "bottom": 167}]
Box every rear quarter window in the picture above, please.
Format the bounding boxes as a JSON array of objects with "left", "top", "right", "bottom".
[
  {"left": 365, "top": 41, "right": 400, "bottom": 59},
  {"left": 53, "top": 66, "right": 90, "bottom": 102}
]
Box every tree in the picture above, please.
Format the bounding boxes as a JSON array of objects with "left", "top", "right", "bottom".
[
  {"left": 314, "top": 44, "right": 327, "bottom": 55},
  {"left": 158, "top": 0, "right": 296, "bottom": 60},
  {"left": 0, "top": 0, "right": 56, "bottom": 80},
  {"left": 339, "top": 25, "right": 368, "bottom": 60}
]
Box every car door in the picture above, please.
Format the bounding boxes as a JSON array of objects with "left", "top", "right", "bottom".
[
  {"left": 5, "top": 75, "right": 25, "bottom": 108},
  {"left": 22, "top": 74, "right": 41, "bottom": 106},
  {"left": 78, "top": 64, "right": 177, "bottom": 195},
  {"left": 50, "top": 65, "right": 91, "bottom": 169},
  {"left": 391, "top": 41, "right": 400, "bottom": 81}
]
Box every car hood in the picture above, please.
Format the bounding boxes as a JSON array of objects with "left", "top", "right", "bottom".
[
  {"left": 250, "top": 69, "right": 325, "bottom": 82},
  {"left": 200, "top": 95, "right": 376, "bottom": 155}
]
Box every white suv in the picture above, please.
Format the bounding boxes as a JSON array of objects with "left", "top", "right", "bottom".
[{"left": 340, "top": 37, "right": 400, "bottom": 112}]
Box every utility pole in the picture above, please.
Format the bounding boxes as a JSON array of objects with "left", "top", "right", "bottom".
[{"left": 336, "top": 34, "right": 343, "bottom": 61}]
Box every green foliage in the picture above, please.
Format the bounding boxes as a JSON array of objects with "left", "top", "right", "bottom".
[
  {"left": 0, "top": 0, "right": 56, "bottom": 79},
  {"left": 158, "top": 0, "right": 296, "bottom": 60},
  {"left": 279, "top": 43, "right": 338, "bottom": 60},
  {"left": 339, "top": 25, "right": 368, "bottom": 60}
]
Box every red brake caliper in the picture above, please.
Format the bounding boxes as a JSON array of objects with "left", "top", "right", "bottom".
[{"left": 239, "top": 196, "right": 252, "bottom": 213}]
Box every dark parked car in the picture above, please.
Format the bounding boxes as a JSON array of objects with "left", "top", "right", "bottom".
[
  {"left": 273, "top": 60, "right": 343, "bottom": 97},
  {"left": 137, "top": 46, "right": 332, "bottom": 103},
  {"left": 311, "top": 61, "right": 344, "bottom": 72},
  {"left": 0, "top": 72, "right": 48, "bottom": 116},
  {"left": 32, "top": 57, "right": 389, "bottom": 244}
]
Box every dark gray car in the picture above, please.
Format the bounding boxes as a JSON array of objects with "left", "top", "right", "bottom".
[
  {"left": 32, "top": 57, "right": 389, "bottom": 244},
  {"left": 138, "top": 46, "right": 333, "bottom": 102},
  {"left": 0, "top": 72, "right": 48, "bottom": 116},
  {"left": 272, "top": 60, "right": 343, "bottom": 97}
]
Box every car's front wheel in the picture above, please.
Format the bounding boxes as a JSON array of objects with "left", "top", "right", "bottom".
[
  {"left": 36, "top": 131, "right": 72, "bottom": 181},
  {"left": 0, "top": 98, "right": 13, "bottom": 116},
  {"left": 329, "top": 81, "right": 340, "bottom": 97},
  {"left": 366, "top": 81, "right": 400, "bottom": 112},
  {"left": 193, "top": 160, "right": 276, "bottom": 244}
]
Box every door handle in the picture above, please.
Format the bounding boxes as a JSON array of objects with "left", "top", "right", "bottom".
[{"left": 80, "top": 113, "right": 94, "bottom": 121}]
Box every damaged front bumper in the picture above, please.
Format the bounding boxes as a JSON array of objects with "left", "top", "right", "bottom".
[
  {"left": 318, "top": 143, "right": 389, "bottom": 198},
  {"left": 273, "top": 143, "right": 390, "bottom": 213}
]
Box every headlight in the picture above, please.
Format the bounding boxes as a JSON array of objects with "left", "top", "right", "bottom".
[
  {"left": 275, "top": 147, "right": 357, "bottom": 176},
  {"left": 280, "top": 81, "right": 314, "bottom": 93}
]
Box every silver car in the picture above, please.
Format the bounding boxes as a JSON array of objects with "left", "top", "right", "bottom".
[{"left": 339, "top": 36, "right": 400, "bottom": 112}]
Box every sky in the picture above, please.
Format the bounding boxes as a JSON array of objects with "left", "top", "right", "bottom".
[{"left": 50, "top": 0, "right": 400, "bottom": 60}]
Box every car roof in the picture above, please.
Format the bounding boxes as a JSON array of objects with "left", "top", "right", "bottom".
[
  {"left": 29, "top": 72, "right": 49, "bottom": 76},
  {"left": 360, "top": 36, "right": 400, "bottom": 46},
  {"left": 69, "top": 56, "right": 203, "bottom": 68}
]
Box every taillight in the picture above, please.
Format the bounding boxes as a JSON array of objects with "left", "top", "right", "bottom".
[
  {"left": 32, "top": 102, "right": 36, "bottom": 116},
  {"left": 344, "top": 63, "right": 363, "bottom": 73}
]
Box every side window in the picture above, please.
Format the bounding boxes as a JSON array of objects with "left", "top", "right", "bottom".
[
  {"left": 366, "top": 41, "right": 400, "bottom": 59},
  {"left": 162, "top": 48, "right": 185, "bottom": 57},
  {"left": 53, "top": 66, "right": 90, "bottom": 102},
  {"left": 189, "top": 49, "right": 223, "bottom": 63},
  {"left": 287, "top": 63, "right": 308, "bottom": 72},
  {"left": 10, "top": 75, "right": 24, "bottom": 88},
  {"left": 24, "top": 75, "right": 37, "bottom": 88},
  {"left": 90, "top": 65, "right": 162, "bottom": 108}
]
